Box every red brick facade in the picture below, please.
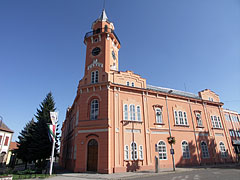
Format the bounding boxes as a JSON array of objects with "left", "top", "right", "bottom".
[{"left": 59, "top": 10, "right": 240, "bottom": 173}]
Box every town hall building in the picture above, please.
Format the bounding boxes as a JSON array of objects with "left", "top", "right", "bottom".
[{"left": 59, "top": 10, "right": 240, "bottom": 173}]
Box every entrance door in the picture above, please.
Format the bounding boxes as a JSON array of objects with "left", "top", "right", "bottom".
[{"left": 87, "top": 139, "right": 98, "bottom": 171}]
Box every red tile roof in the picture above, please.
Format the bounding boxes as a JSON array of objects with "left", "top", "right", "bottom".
[{"left": 0, "top": 121, "right": 14, "bottom": 133}]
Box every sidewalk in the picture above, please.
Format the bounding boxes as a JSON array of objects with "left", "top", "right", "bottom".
[
  {"left": 44, "top": 163, "right": 240, "bottom": 180},
  {"left": 47, "top": 168, "right": 194, "bottom": 180}
]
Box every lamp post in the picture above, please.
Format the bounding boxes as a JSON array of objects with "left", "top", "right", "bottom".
[{"left": 166, "top": 90, "right": 175, "bottom": 171}]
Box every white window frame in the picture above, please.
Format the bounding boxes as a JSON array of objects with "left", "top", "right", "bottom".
[
  {"left": 139, "top": 145, "right": 143, "bottom": 160},
  {"left": 90, "top": 99, "right": 99, "bottom": 120},
  {"left": 219, "top": 142, "right": 227, "bottom": 158},
  {"left": 211, "top": 115, "right": 222, "bottom": 129},
  {"left": 123, "top": 104, "right": 128, "bottom": 120},
  {"left": 157, "top": 140, "right": 167, "bottom": 160},
  {"left": 174, "top": 111, "right": 179, "bottom": 125},
  {"left": 136, "top": 106, "right": 141, "bottom": 121},
  {"left": 179, "top": 111, "right": 184, "bottom": 124},
  {"left": 155, "top": 108, "right": 163, "bottom": 124},
  {"left": 124, "top": 145, "right": 129, "bottom": 160},
  {"left": 200, "top": 141, "right": 210, "bottom": 158},
  {"left": 130, "top": 104, "right": 136, "bottom": 121},
  {"left": 175, "top": 110, "right": 188, "bottom": 125},
  {"left": 224, "top": 114, "right": 230, "bottom": 121},
  {"left": 183, "top": 112, "right": 188, "bottom": 125},
  {"left": 91, "top": 70, "right": 99, "bottom": 84},
  {"left": 181, "top": 141, "right": 190, "bottom": 159},
  {"left": 131, "top": 142, "right": 138, "bottom": 160},
  {"left": 196, "top": 112, "right": 203, "bottom": 127}
]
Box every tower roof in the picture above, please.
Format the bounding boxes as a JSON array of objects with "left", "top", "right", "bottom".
[{"left": 98, "top": 9, "right": 108, "bottom": 21}]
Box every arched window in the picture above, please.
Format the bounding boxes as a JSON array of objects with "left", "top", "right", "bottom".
[
  {"left": 137, "top": 106, "right": 141, "bottom": 121},
  {"left": 200, "top": 141, "right": 209, "bottom": 158},
  {"left": 131, "top": 142, "right": 138, "bottom": 160},
  {"left": 155, "top": 108, "right": 162, "bottom": 123},
  {"left": 130, "top": 104, "right": 136, "bottom": 121},
  {"left": 91, "top": 70, "right": 99, "bottom": 84},
  {"left": 181, "top": 141, "right": 190, "bottom": 159},
  {"left": 158, "top": 141, "right": 167, "bottom": 160},
  {"left": 219, "top": 142, "right": 227, "bottom": 158},
  {"left": 90, "top": 99, "right": 99, "bottom": 120}
]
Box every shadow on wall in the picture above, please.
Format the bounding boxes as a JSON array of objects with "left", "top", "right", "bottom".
[
  {"left": 176, "top": 131, "right": 233, "bottom": 167},
  {"left": 126, "top": 160, "right": 140, "bottom": 172}
]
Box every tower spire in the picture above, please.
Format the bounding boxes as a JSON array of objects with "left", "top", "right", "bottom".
[{"left": 98, "top": 9, "right": 108, "bottom": 21}]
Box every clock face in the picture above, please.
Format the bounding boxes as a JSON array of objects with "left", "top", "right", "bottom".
[
  {"left": 92, "top": 47, "right": 101, "bottom": 56},
  {"left": 112, "top": 50, "right": 116, "bottom": 60}
]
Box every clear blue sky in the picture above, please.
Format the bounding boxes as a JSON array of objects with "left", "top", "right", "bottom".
[{"left": 0, "top": 0, "right": 239, "bottom": 142}]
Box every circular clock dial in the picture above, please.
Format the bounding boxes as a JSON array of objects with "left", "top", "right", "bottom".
[
  {"left": 112, "top": 50, "right": 116, "bottom": 60},
  {"left": 92, "top": 47, "right": 101, "bottom": 56}
]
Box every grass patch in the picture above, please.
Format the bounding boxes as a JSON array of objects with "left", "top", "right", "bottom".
[{"left": 1, "top": 174, "right": 51, "bottom": 179}]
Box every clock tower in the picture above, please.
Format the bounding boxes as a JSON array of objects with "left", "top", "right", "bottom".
[{"left": 83, "top": 9, "right": 121, "bottom": 84}]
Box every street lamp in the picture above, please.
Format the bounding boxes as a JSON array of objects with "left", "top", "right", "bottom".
[{"left": 166, "top": 90, "right": 175, "bottom": 171}]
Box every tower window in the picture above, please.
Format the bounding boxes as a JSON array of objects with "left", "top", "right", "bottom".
[
  {"left": 91, "top": 70, "right": 99, "bottom": 84},
  {"left": 131, "top": 82, "right": 135, "bottom": 87},
  {"left": 126, "top": 81, "right": 130, "bottom": 86},
  {"left": 90, "top": 99, "right": 99, "bottom": 120}
]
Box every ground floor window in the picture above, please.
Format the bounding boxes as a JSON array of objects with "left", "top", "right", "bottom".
[
  {"left": 200, "top": 141, "right": 209, "bottom": 158},
  {"left": 158, "top": 140, "right": 167, "bottom": 160},
  {"left": 182, "top": 141, "right": 190, "bottom": 159},
  {"left": 219, "top": 142, "right": 228, "bottom": 158}
]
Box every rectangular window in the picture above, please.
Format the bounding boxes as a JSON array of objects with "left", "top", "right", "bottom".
[
  {"left": 183, "top": 112, "right": 188, "bottom": 125},
  {"left": 196, "top": 113, "right": 203, "bottom": 126},
  {"left": 4, "top": 137, "right": 9, "bottom": 146},
  {"left": 211, "top": 116, "right": 215, "bottom": 128},
  {"left": 124, "top": 145, "right": 129, "bottom": 160},
  {"left": 217, "top": 117, "right": 222, "bottom": 128},
  {"left": 211, "top": 115, "right": 222, "bottom": 129},
  {"left": 139, "top": 145, "right": 143, "bottom": 160},
  {"left": 137, "top": 106, "right": 141, "bottom": 121},
  {"left": 123, "top": 104, "right": 128, "bottom": 120},
  {"left": 224, "top": 114, "right": 230, "bottom": 121},
  {"left": 95, "top": 70, "right": 99, "bottom": 83},
  {"left": 156, "top": 108, "right": 163, "bottom": 123},
  {"left": 175, "top": 111, "right": 187, "bottom": 125},
  {"left": 174, "top": 111, "right": 179, "bottom": 125},
  {"left": 91, "top": 71, "right": 95, "bottom": 83},
  {"left": 214, "top": 116, "right": 219, "bottom": 128},
  {"left": 179, "top": 111, "right": 184, "bottom": 124},
  {"left": 130, "top": 105, "right": 136, "bottom": 121}
]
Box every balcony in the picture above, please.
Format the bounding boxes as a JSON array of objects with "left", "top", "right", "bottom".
[{"left": 84, "top": 28, "right": 121, "bottom": 45}]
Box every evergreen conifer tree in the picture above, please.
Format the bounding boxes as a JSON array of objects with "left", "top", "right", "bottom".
[
  {"left": 30, "top": 92, "right": 59, "bottom": 169},
  {"left": 16, "top": 118, "right": 35, "bottom": 169}
]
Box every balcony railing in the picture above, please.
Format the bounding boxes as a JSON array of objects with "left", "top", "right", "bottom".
[{"left": 84, "top": 28, "right": 121, "bottom": 45}]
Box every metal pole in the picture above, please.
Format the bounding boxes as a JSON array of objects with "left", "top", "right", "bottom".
[
  {"left": 165, "top": 95, "right": 175, "bottom": 171},
  {"left": 49, "top": 137, "right": 55, "bottom": 175}
]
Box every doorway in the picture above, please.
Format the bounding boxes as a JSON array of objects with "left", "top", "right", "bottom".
[{"left": 87, "top": 139, "right": 98, "bottom": 171}]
